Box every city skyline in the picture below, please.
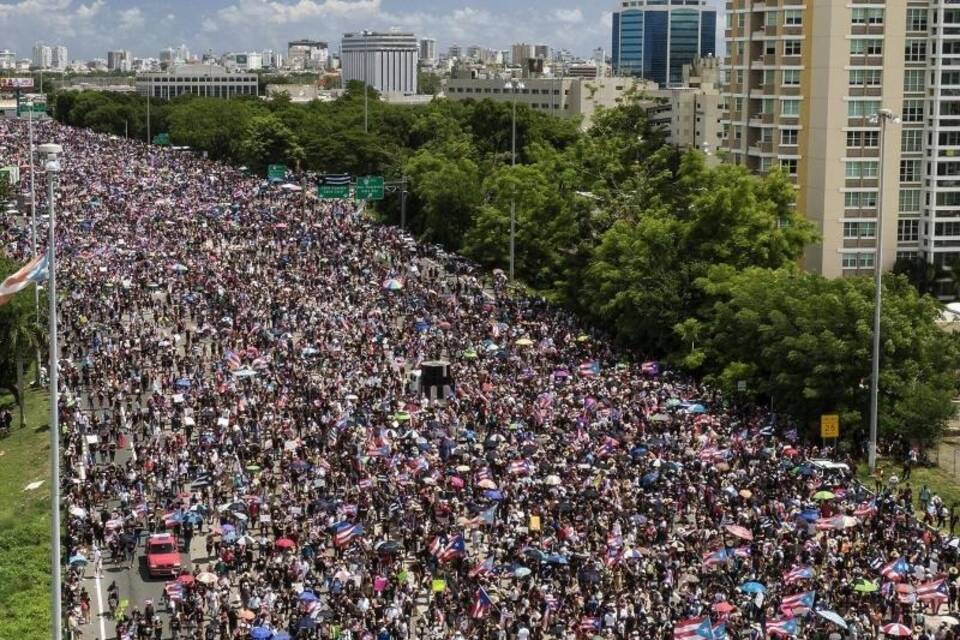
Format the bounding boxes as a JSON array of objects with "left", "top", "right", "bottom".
[{"left": 0, "top": 0, "right": 724, "bottom": 62}]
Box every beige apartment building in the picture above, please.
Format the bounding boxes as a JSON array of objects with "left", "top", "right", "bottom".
[{"left": 722, "top": 0, "right": 950, "bottom": 278}]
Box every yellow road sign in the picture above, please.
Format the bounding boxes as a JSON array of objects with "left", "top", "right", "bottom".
[{"left": 820, "top": 414, "right": 840, "bottom": 439}]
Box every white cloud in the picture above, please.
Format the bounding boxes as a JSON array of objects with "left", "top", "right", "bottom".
[
  {"left": 201, "top": 18, "right": 220, "bottom": 33},
  {"left": 119, "top": 8, "right": 146, "bottom": 30},
  {"left": 218, "top": 0, "right": 381, "bottom": 25},
  {"left": 552, "top": 8, "right": 583, "bottom": 24}
]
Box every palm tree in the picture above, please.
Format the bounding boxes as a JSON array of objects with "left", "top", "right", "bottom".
[{"left": 4, "top": 303, "right": 44, "bottom": 429}]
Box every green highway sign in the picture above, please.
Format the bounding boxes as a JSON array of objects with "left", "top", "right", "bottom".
[
  {"left": 17, "top": 102, "right": 45, "bottom": 116},
  {"left": 355, "top": 175, "right": 385, "bottom": 201},
  {"left": 152, "top": 133, "right": 171, "bottom": 146},
  {"left": 318, "top": 184, "right": 350, "bottom": 199},
  {"left": 267, "top": 164, "right": 287, "bottom": 180}
]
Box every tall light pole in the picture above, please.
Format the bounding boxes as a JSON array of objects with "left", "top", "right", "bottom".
[
  {"left": 867, "top": 108, "right": 900, "bottom": 472},
  {"left": 504, "top": 79, "right": 525, "bottom": 281},
  {"left": 39, "top": 141, "right": 63, "bottom": 640},
  {"left": 363, "top": 30, "right": 370, "bottom": 134},
  {"left": 25, "top": 101, "right": 42, "bottom": 385},
  {"left": 146, "top": 76, "right": 152, "bottom": 147}
]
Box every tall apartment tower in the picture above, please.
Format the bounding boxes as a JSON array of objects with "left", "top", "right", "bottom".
[
  {"left": 611, "top": 0, "right": 717, "bottom": 87},
  {"left": 721, "top": 1, "right": 951, "bottom": 278}
]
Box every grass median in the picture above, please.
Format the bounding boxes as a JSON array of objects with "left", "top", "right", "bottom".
[
  {"left": 857, "top": 458, "right": 960, "bottom": 533},
  {"left": 0, "top": 386, "right": 52, "bottom": 640}
]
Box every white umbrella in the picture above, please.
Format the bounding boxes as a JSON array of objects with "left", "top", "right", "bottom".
[
  {"left": 544, "top": 475, "right": 561, "bottom": 486},
  {"left": 814, "top": 609, "right": 848, "bottom": 630}
]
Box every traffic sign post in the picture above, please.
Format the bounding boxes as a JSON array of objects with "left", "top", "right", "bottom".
[
  {"left": 152, "top": 133, "right": 170, "bottom": 146},
  {"left": 820, "top": 414, "right": 840, "bottom": 439},
  {"left": 318, "top": 184, "right": 350, "bottom": 199},
  {"left": 267, "top": 164, "right": 287, "bottom": 181},
  {"left": 17, "top": 102, "right": 45, "bottom": 117},
  {"left": 355, "top": 175, "right": 385, "bottom": 201}
]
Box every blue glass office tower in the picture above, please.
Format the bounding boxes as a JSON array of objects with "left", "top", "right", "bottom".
[{"left": 612, "top": 0, "right": 716, "bottom": 87}]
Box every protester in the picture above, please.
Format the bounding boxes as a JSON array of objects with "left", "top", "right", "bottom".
[{"left": 2, "top": 119, "right": 959, "bottom": 640}]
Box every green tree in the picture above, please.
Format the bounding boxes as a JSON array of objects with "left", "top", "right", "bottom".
[
  {"left": 236, "top": 114, "right": 305, "bottom": 175},
  {"left": 168, "top": 98, "right": 264, "bottom": 161},
  {"left": 684, "top": 266, "right": 960, "bottom": 445}
]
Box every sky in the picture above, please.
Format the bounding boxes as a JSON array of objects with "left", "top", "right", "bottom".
[{"left": 0, "top": 0, "right": 724, "bottom": 61}]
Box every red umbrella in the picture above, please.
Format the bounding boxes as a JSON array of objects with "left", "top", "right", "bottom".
[
  {"left": 880, "top": 623, "right": 913, "bottom": 637},
  {"left": 176, "top": 573, "right": 195, "bottom": 586},
  {"left": 712, "top": 601, "right": 735, "bottom": 614},
  {"left": 276, "top": 538, "right": 296, "bottom": 550},
  {"left": 782, "top": 447, "right": 799, "bottom": 457},
  {"left": 724, "top": 524, "right": 754, "bottom": 541}
]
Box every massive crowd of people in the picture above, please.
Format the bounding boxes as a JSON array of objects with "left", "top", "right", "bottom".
[{"left": 3, "top": 118, "right": 960, "bottom": 640}]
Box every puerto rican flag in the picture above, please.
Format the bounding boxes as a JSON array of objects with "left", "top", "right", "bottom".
[
  {"left": 476, "top": 467, "right": 493, "bottom": 483},
  {"left": 579, "top": 617, "right": 602, "bottom": 632},
  {"left": 224, "top": 351, "right": 242, "bottom": 370},
  {"left": 779, "top": 591, "right": 815, "bottom": 615},
  {"left": 578, "top": 361, "right": 600, "bottom": 377},
  {"left": 641, "top": 360, "right": 660, "bottom": 376},
  {"left": 469, "top": 557, "right": 496, "bottom": 578},
  {"left": 333, "top": 522, "right": 364, "bottom": 547},
  {"left": 673, "top": 617, "right": 714, "bottom": 639},
  {"left": 880, "top": 557, "right": 910, "bottom": 582},
  {"left": 732, "top": 546, "right": 751, "bottom": 559},
  {"left": 702, "top": 548, "right": 731, "bottom": 567},
  {"left": 470, "top": 588, "right": 493, "bottom": 619},
  {"left": 767, "top": 617, "right": 799, "bottom": 637},
  {"left": 0, "top": 255, "right": 46, "bottom": 306},
  {"left": 541, "top": 593, "right": 559, "bottom": 629},
  {"left": 437, "top": 534, "right": 466, "bottom": 563},
  {"left": 508, "top": 460, "right": 533, "bottom": 476},
  {"left": 854, "top": 500, "right": 878, "bottom": 518},
  {"left": 917, "top": 578, "right": 949, "bottom": 602},
  {"left": 604, "top": 546, "right": 622, "bottom": 568},
  {"left": 712, "top": 622, "right": 726, "bottom": 640},
  {"left": 783, "top": 566, "right": 814, "bottom": 584}
]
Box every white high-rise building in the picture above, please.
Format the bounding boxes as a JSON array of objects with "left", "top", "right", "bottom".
[
  {"left": 419, "top": 38, "right": 437, "bottom": 65},
  {"left": 107, "top": 50, "right": 131, "bottom": 72},
  {"left": 32, "top": 43, "right": 52, "bottom": 69},
  {"left": 175, "top": 45, "right": 190, "bottom": 64},
  {"left": 0, "top": 50, "right": 16, "bottom": 70},
  {"left": 341, "top": 31, "right": 419, "bottom": 95},
  {"left": 52, "top": 45, "right": 68, "bottom": 70}
]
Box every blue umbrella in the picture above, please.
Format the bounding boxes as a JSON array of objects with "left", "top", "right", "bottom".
[
  {"left": 800, "top": 509, "right": 820, "bottom": 523},
  {"left": 484, "top": 490, "right": 505, "bottom": 501},
  {"left": 740, "top": 581, "right": 767, "bottom": 594},
  {"left": 184, "top": 511, "right": 203, "bottom": 525},
  {"left": 68, "top": 554, "right": 87, "bottom": 566},
  {"left": 545, "top": 553, "right": 569, "bottom": 565},
  {"left": 175, "top": 378, "right": 192, "bottom": 389},
  {"left": 685, "top": 404, "right": 707, "bottom": 414},
  {"left": 250, "top": 627, "right": 272, "bottom": 640},
  {"left": 814, "top": 609, "right": 847, "bottom": 630},
  {"left": 223, "top": 531, "right": 238, "bottom": 543},
  {"left": 273, "top": 634, "right": 291, "bottom": 640},
  {"left": 641, "top": 471, "right": 660, "bottom": 487},
  {"left": 299, "top": 591, "right": 318, "bottom": 603},
  {"left": 297, "top": 617, "right": 315, "bottom": 631},
  {"left": 630, "top": 446, "right": 649, "bottom": 459}
]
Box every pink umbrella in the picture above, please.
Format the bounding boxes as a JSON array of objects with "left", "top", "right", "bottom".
[
  {"left": 724, "top": 524, "right": 754, "bottom": 541},
  {"left": 276, "top": 538, "right": 296, "bottom": 550},
  {"left": 712, "top": 602, "right": 735, "bottom": 614},
  {"left": 449, "top": 476, "right": 465, "bottom": 489},
  {"left": 880, "top": 623, "right": 913, "bottom": 637}
]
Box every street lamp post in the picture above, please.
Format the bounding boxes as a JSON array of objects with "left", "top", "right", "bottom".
[
  {"left": 363, "top": 30, "right": 370, "bottom": 135},
  {"left": 25, "top": 101, "right": 42, "bottom": 385},
  {"left": 867, "top": 108, "right": 900, "bottom": 472},
  {"left": 504, "top": 79, "right": 525, "bottom": 281},
  {"left": 38, "top": 141, "right": 63, "bottom": 640}
]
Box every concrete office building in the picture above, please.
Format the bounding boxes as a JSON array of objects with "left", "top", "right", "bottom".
[
  {"left": 443, "top": 75, "right": 656, "bottom": 127},
  {"left": 511, "top": 43, "right": 535, "bottom": 66},
  {"left": 136, "top": 64, "right": 258, "bottom": 99},
  {"left": 51, "top": 46, "right": 68, "bottom": 70},
  {"left": 649, "top": 56, "right": 724, "bottom": 153},
  {"left": 287, "top": 40, "right": 328, "bottom": 70},
  {"left": 0, "top": 50, "right": 16, "bottom": 70},
  {"left": 341, "top": 32, "right": 419, "bottom": 95},
  {"left": 32, "top": 43, "right": 51, "bottom": 69},
  {"left": 720, "top": 0, "right": 947, "bottom": 278},
  {"left": 611, "top": 0, "right": 717, "bottom": 87}
]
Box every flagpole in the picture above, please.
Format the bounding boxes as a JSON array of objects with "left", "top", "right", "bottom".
[{"left": 39, "top": 142, "right": 63, "bottom": 640}]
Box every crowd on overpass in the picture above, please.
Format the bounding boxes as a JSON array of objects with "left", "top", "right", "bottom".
[{"left": 3, "top": 119, "right": 960, "bottom": 640}]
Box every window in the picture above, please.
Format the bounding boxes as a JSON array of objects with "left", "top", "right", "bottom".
[
  {"left": 765, "top": 10, "right": 778, "bottom": 27},
  {"left": 780, "top": 158, "right": 798, "bottom": 175},
  {"left": 852, "top": 8, "right": 884, "bottom": 25},
  {"left": 762, "top": 98, "right": 775, "bottom": 114},
  {"left": 907, "top": 8, "right": 928, "bottom": 33},
  {"left": 900, "top": 159, "right": 922, "bottom": 182},
  {"left": 782, "top": 69, "right": 800, "bottom": 86},
  {"left": 901, "top": 129, "right": 923, "bottom": 153},
  {"left": 784, "top": 10, "right": 803, "bottom": 26},
  {"left": 845, "top": 191, "right": 878, "bottom": 208},
  {"left": 902, "top": 100, "right": 925, "bottom": 123},
  {"left": 900, "top": 189, "right": 922, "bottom": 213},
  {"left": 898, "top": 219, "right": 920, "bottom": 242},
  {"left": 905, "top": 40, "right": 927, "bottom": 63},
  {"left": 851, "top": 39, "right": 883, "bottom": 56},
  {"left": 903, "top": 69, "right": 925, "bottom": 93},
  {"left": 846, "top": 160, "right": 879, "bottom": 178},
  {"left": 759, "top": 157, "right": 773, "bottom": 172},
  {"left": 847, "top": 130, "right": 879, "bottom": 147},
  {"left": 784, "top": 40, "right": 802, "bottom": 56},
  {"left": 842, "top": 253, "right": 859, "bottom": 269},
  {"left": 936, "top": 222, "right": 960, "bottom": 237},
  {"left": 844, "top": 221, "right": 877, "bottom": 239},
  {"left": 850, "top": 69, "right": 882, "bottom": 87},
  {"left": 763, "top": 69, "right": 776, "bottom": 86},
  {"left": 848, "top": 100, "right": 880, "bottom": 117},
  {"left": 781, "top": 129, "right": 799, "bottom": 145},
  {"left": 842, "top": 253, "right": 875, "bottom": 269},
  {"left": 781, "top": 99, "right": 800, "bottom": 116}
]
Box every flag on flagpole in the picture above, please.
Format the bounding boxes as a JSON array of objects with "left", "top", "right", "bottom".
[
  {"left": 0, "top": 255, "right": 46, "bottom": 305},
  {"left": 468, "top": 557, "right": 496, "bottom": 578},
  {"left": 917, "top": 578, "right": 949, "bottom": 602},
  {"left": 783, "top": 566, "right": 814, "bottom": 584},
  {"left": 779, "top": 591, "right": 815, "bottom": 615},
  {"left": 469, "top": 588, "right": 492, "bottom": 619},
  {"left": 333, "top": 522, "right": 364, "bottom": 547},
  {"left": 436, "top": 534, "right": 465, "bottom": 563},
  {"left": 880, "top": 557, "right": 910, "bottom": 582},
  {"left": 767, "top": 618, "right": 799, "bottom": 637}
]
